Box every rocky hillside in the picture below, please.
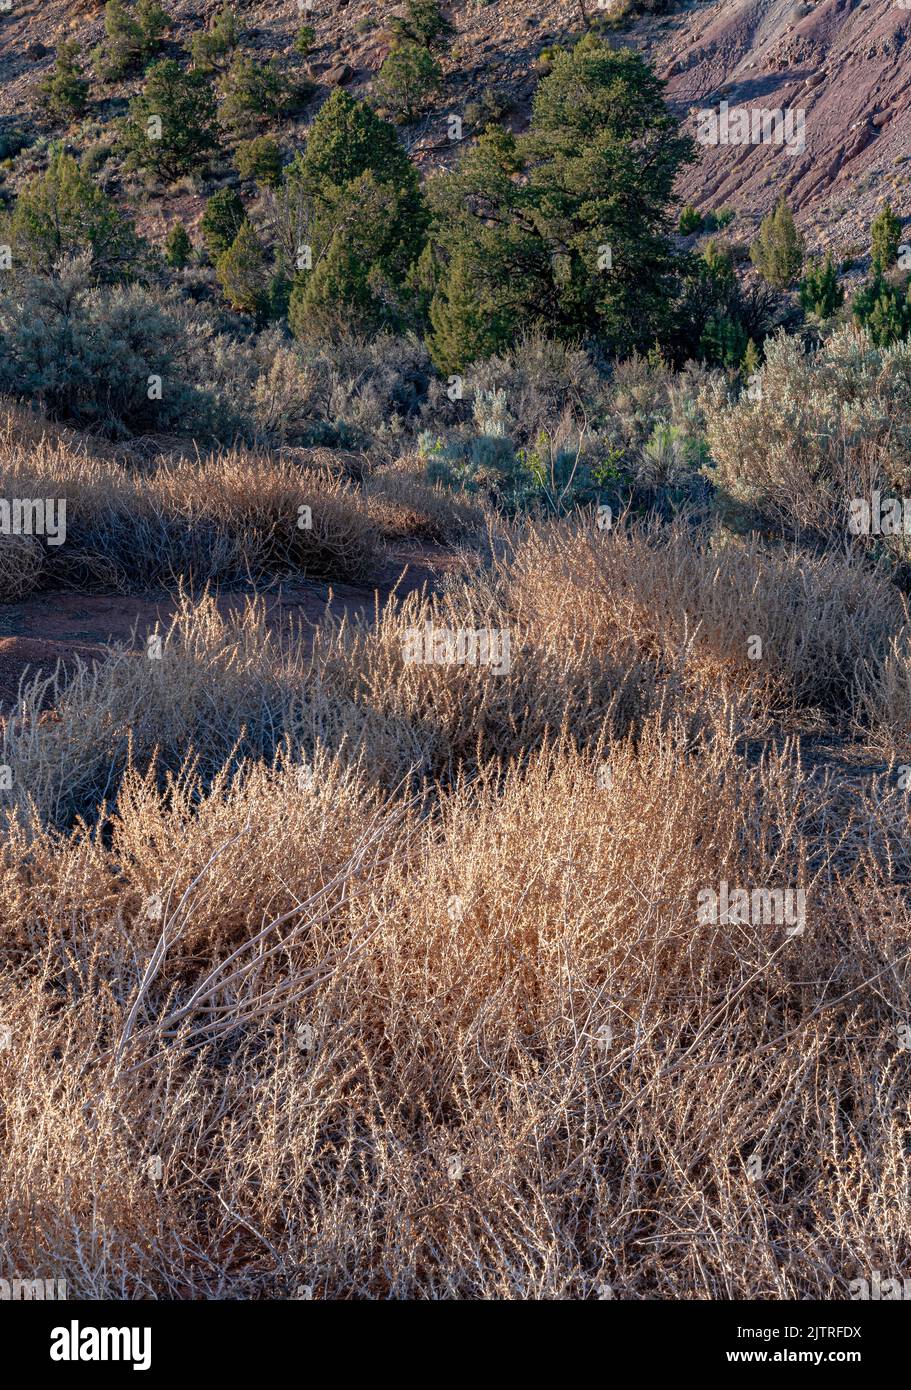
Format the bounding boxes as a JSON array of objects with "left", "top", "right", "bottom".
[{"left": 1, "top": 0, "right": 909, "bottom": 259}]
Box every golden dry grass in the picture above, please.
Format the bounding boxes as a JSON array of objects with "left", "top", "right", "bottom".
[
  {"left": 1, "top": 505, "right": 910, "bottom": 1299},
  {"left": 0, "top": 416, "right": 385, "bottom": 590}
]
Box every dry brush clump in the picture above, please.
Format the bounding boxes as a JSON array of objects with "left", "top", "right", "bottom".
[
  {"left": 366, "top": 461, "right": 487, "bottom": 543},
  {"left": 1, "top": 507, "right": 910, "bottom": 1299},
  {"left": 0, "top": 432, "right": 384, "bottom": 591},
  {"left": 704, "top": 326, "right": 911, "bottom": 553},
  {"left": 493, "top": 515, "right": 903, "bottom": 716},
  {"left": 1, "top": 719, "right": 910, "bottom": 1298}
]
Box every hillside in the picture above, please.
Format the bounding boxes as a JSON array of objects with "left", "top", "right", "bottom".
[{"left": 2, "top": 0, "right": 910, "bottom": 260}]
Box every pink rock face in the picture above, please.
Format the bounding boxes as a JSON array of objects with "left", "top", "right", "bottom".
[{"left": 656, "top": 0, "right": 911, "bottom": 231}]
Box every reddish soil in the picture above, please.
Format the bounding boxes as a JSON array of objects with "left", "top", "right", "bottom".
[{"left": 0, "top": 541, "right": 460, "bottom": 712}]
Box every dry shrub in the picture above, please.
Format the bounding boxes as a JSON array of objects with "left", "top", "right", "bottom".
[
  {"left": 495, "top": 516, "right": 902, "bottom": 714},
  {"left": 0, "top": 532, "right": 43, "bottom": 601},
  {"left": 1, "top": 722, "right": 909, "bottom": 1297},
  {"left": 365, "top": 464, "right": 486, "bottom": 542},
  {"left": 858, "top": 627, "right": 911, "bottom": 756},
  {"left": 0, "top": 435, "right": 383, "bottom": 590},
  {"left": 704, "top": 326, "right": 911, "bottom": 551}
]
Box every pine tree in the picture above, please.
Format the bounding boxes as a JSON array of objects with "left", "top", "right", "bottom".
[
  {"left": 216, "top": 219, "right": 269, "bottom": 315},
  {"left": 164, "top": 221, "right": 192, "bottom": 267},
  {"left": 750, "top": 197, "right": 804, "bottom": 290},
  {"left": 871, "top": 203, "right": 902, "bottom": 273},
  {"left": 374, "top": 42, "right": 441, "bottom": 123},
  {"left": 852, "top": 272, "right": 911, "bottom": 346},
  {"left": 120, "top": 59, "right": 219, "bottom": 178},
  {"left": 38, "top": 42, "right": 90, "bottom": 125},
  {"left": 200, "top": 187, "right": 245, "bottom": 259},
  {"left": 93, "top": 0, "right": 143, "bottom": 81},
  {"left": 798, "top": 254, "right": 843, "bottom": 319}
]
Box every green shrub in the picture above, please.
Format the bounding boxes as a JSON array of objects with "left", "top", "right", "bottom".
[
  {"left": 871, "top": 202, "right": 902, "bottom": 273},
  {"left": 0, "top": 257, "right": 226, "bottom": 438},
  {"left": 187, "top": 6, "right": 238, "bottom": 72},
  {"left": 215, "top": 219, "right": 269, "bottom": 315},
  {"left": 374, "top": 42, "right": 441, "bottom": 123},
  {"left": 200, "top": 187, "right": 245, "bottom": 260},
  {"left": 217, "top": 54, "right": 290, "bottom": 138},
  {"left": 391, "top": 0, "right": 453, "bottom": 49},
  {"left": 10, "top": 151, "right": 141, "bottom": 280},
  {"left": 38, "top": 42, "right": 90, "bottom": 125},
  {"left": 750, "top": 197, "right": 804, "bottom": 290},
  {"left": 798, "top": 254, "right": 843, "bottom": 320},
  {"left": 121, "top": 59, "right": 219, "bottom": 178},
  {"left": 293, "top": 24, "right": 316, "bottom": 56},
  {"left": 164, "top": 221, "right": 192, "bottom": 268},
  {"left": 678, "top": 204, "right": 702, "bottom": 236},
  {"left": 852, "top": 272, "right": 911, "bottom": 346},
  {"left": 234, "top": 135, "right": 283, "bottom": 188}
]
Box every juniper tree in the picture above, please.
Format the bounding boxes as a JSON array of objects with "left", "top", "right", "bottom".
[
  {"left": 750, "top": 197, "right": 804, "bottom": 290},
  {"left": 38, "top": 42, "right": 90, "bottom": 125},
  {"left": 164, "top": 221, "right": 192, "bottom": 268},
  {"left": 11, "top": 151, "right": 140, "bottom": 279},
  {"left": 871, "top": 202, "right": 902, "bottom": 274},
  {"left": 200, "top": 187, "right": 245, "bottom": 260},
  {"left": 427, "top": 36, "right": 694, "bottom": 369},
  {"left": 121, "top": 59, "right": 219, "bottom": 178},
  {"left": 286, "top": 90, "right": 428, "bottom": 334},
  {"left": 374, "top": 42, "right": 441, "bottom": 124},
  {"left": 390, "top": 0, "right": 453, "bottom": 50},
  {"left": 216, "top": 218, "right": 269, "bottom": 315}
]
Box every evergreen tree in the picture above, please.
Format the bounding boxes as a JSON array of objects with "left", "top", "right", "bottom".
[
  {"left": 374, "top": 42, "right": 441, "bottom": 124},
  {"left": 93, "top": 0, "right": 168, "bottom": 80},
  {"left": 293, "top": 24, "right": 316, "bottom": 56},
  {"left": 216, "top": 218, "right": 269, "bottom": 314},
  {"left": 235, "top": 136, "right": 283, "bottom": 189},
  {"left": 187, "top": 5, "right": 238, "bottom": 72},
  {"left": 217, "top": 54, "right": 289, "bottom": 138},
  {"left": 164, "top": 221, "right": 192, "bottom": 267},
  {"left": 38, "top": 41, "right": 90, "bottom": 125},
  {"left": 121, "top": 59, "right": 219, "bottom": 178},
  {"left": 852, "top": 272, "right": 911, "bottom": 346},
  {"left": 427, "top": 36, "right": 694, "bottom": 369},
  {"left": 798, "top": 254, "right": 843, "bottom": 319},
  {"left": 286, "top": 90, "right": 428, "bottom": 334},
  {"left": 200, "top": 187, "right": 245, "bottom": 259},
  {"left": 871, "top": 202, "right": 902, "bottom": 274},
  {"left": 390, "top": 0, "right": 453, "bottom": 51},
  {"left": 11, "top": 151, "right": 140, "bottom": 279},
  {"left": 750, "top": 197, "right": 804, "bottom": 290}
]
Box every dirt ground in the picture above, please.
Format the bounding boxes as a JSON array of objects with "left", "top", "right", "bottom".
[{"left": 0, "top": 541, "right": 459, "bottom": 712}]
